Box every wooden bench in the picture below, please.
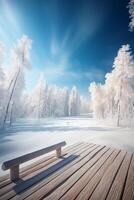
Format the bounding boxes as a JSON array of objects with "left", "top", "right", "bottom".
[{"left": 1, "top": 141, "right": 66, "bottom": 181}]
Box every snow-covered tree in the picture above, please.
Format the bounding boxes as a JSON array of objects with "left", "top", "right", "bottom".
[
  {"left": 1, "top": 35, "right": 32, "bottom": 127},
  {"left": 112, "top": 44, "right": 134, "bottom": 125},
  {"left": 80, "top": 96, "right": 91, "bottom": 114},
  {"left": 69, "top": 86, "right": 80, "bottom": 116},
  {"left": 27, "top": 74, "right": 49, "bottom": 118},
  {"left": 0, "top": 42, "right": 5, "bottom": 81},
  {"left": 23, "top": 83, "right": 82, "bottom": 118},
  {"left": 63, "top": 87, "right": 69, "bottom": 116},
  {"left": 0, "top": 42, "right": 5, "bottom": 125},
  {"left": 128, "top": 0, "right": 134, "bottom": 31},
  {"left": 49, "top": 86, "right": 58, "bottom": 116},
  {"left": 89, "top": 44, "right": 134, "bottom": 126},
  {"left": 89, "top": 83, "right": 106, "bottom": 119}
]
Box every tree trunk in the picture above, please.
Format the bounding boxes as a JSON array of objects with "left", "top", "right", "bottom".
[
  {"left": 9, "top": 102, "right": 14, "bottom": 126},
  {"left": 2, "top": 67, "right": 20, "bottom": 128},
  {"left": 117, "top": 101, "right": 120, "bottom": 126},
  {"left": 7, "top": 71, "right": 18, "bottom": 90},
  {"left": 38, "top": 86, "right": 42, "bottom": 118},
  {"left": 117, "top": 82, "right": 122, "bottom": 126}
]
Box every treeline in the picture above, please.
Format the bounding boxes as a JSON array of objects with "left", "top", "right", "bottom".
[{"left": 22, "top": 78, "right": 89, "bottom": 118}]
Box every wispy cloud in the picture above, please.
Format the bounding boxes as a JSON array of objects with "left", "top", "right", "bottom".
[
  {"left": 26, "top": 53, "right": 105, "bottom": 91},
  {"left": 50, "top": 37, "right": 60, "bottom": 56},
  {"left": 0, "top": 0, "right": 21, "bottom": 45},
  {"left": 61, "top": 2, "right": 106, "bottom": 56},
  {"left": 44, "top": 1, "right": 106, "bottom": 88},
  {"left": 42, "top": 59, "right": 105, "bottom": 83}
]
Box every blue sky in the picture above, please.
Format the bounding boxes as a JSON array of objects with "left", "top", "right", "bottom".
[{"left": 0, "top": 0, "right": 134, "bottom": 96}]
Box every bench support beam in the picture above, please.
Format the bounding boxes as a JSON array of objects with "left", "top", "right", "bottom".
[
  {"left": 10, "top": 165, "right": 19, "bottom": 181},
  {"left": 56, "top": 148, "right": 61, "bottom": 158}
]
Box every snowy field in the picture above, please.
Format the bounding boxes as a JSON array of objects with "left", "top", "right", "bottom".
[{"left": 0, "top": 115, "right": 134, "bottom": 176}]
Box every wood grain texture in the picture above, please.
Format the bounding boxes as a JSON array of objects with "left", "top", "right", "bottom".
[
  {"left": 45, "top": 147, "right": 110, "bottom": 200},
  {"left": 76, "top": 149, "right": 120, "bottom": 200},
  {"left": 122, "top": 154, "right": 134, "bottom": 200},
  {"left": 89, "top": 150, "right": 127, "bottom": 200},
  {"left": 106, "top": 153, "right": 132, "bottom": 200}
]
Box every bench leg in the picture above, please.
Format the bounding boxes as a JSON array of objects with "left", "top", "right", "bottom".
[
  {"left": 10, "top": 165, "right": 19, "bottom": 181},
  {"left": 56, "top": 148, "right": 61, "bottom": 158}
]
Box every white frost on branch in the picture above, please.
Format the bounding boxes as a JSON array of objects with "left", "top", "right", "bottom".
[{"left": 128, "top": 0, "right": 134, "bottom": 31}]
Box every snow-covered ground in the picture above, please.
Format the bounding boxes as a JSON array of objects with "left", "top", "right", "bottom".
[{"left": 0, "top": 115, "right": 134, "bottom": 176}]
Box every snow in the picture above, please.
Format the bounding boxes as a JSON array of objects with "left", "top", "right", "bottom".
[{"left": 0, "top": 115, "right": 134, "bottom": 176}]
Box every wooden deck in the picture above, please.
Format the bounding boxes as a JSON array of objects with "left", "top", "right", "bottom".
[{"left": 0, "top": 142, "right": 134, "bottom": 200}]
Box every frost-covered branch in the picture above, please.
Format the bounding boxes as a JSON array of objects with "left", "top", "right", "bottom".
[{"left": 128, "top": 0, "right": 134, "bottom": 31}]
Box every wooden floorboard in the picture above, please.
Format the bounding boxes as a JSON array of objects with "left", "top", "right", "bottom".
[
  {"left": 0, "top": 143, "right": 133, "bottom": 200},
  {"left": 106, "top": 153, "right": 132, "bottom": 200},
  {"left": 122, "top": 154, "right": 134, "bottom": 200}
]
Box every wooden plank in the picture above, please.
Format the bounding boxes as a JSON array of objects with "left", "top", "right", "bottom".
[
  {"left": 0, "top": 143, "right": 84, "bottom": 189},
  {"left": 0, "top": 143, "right": 93, "bottom": 200},
  {"left": 45, "top": 147, "right": 113, "bottom": 200},
  {"left": 12, "top": 144, "right": 96, "bottom": 200},
  {"left": 76, "top": 149, "right": 120, "bottom": 200},
  {"left": 2, "top": 142, "right": 66, "bottom": 170},
  {"left": 122, "top": 154, "right": 134, "bottom": 200},
  {"left": 106, "top": 152, "right": 132, "bottom": 200},
  {"left": 0, "top": 143, "right": 89, "bottom": 197},
  {"left": 89, "top": 150, "right": 126, "bottom": 200},
  {"left": 24, "top": 145, "right": 105, "bottom": 200}
]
